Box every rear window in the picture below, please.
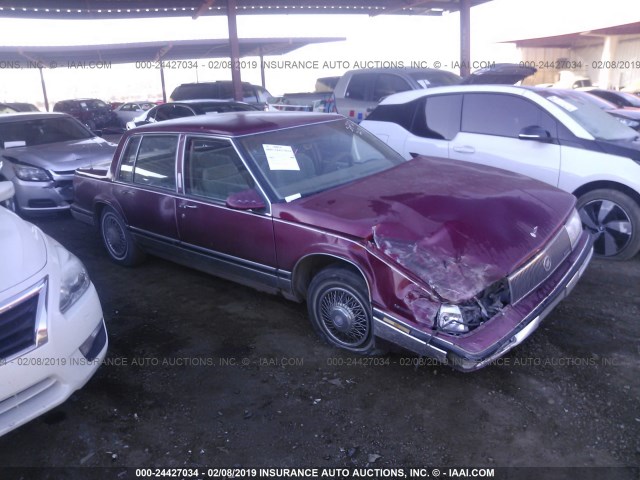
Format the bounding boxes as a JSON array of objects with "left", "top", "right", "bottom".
[{"left": 171, "top": 84, "right": 218, "bottom": 101}]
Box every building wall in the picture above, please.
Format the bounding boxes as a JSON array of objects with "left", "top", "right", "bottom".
[{"left": 517, "top": 35, "right": 640, "bottom": 89}]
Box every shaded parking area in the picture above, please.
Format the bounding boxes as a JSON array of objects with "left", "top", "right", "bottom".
[{"left": 0, "top": 213, "right": 637, "bottom": 477}]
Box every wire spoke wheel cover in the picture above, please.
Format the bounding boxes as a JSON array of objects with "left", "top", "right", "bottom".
[
  {"left": 319, "top": 287, "right": 369, "bottom": 347},
  {"left": 102, "top": 212, "right": 128, "bottom": 259},
  {"left": 307, "top": 267, "right": 376, "bottom": 354},
  {"left": 100, "top": 207, "right": 144, "bottom": 266}
]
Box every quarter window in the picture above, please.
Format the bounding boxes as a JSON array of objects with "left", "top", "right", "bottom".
[
  {"left": 117, "top": 136, "right": 141, "bottom": 182},
  {"left": 414, "top": 94, "right": 462, "bottom": 140},
  {"left": 184, "top": 137, "right": 254, "bottom": 201},
  {"left": 462, "top": 93, "right": 556, "bottom": 138}
]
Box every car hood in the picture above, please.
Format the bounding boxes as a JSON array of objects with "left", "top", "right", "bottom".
[
  {"left": 274, "top": 157, "right": 574, "bottom": 302},
  {"left": 0, "top": 208, "right": 47, "bottom": 294},
  {"left": 2, "top": 138, "right": 116, "bottom": 172},
  {"left": 461, "top": 63, "right": 537, "bottom": 85}
]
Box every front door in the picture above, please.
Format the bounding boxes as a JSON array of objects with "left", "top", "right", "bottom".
[{"left": 176, "top": 136, "right": 277, "bottom": 290}]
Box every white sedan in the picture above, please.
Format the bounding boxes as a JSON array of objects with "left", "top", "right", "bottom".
[{"left": 0, "top": 182, "right": 107, "bottom": 436}]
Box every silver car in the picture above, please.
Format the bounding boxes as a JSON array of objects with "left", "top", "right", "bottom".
[{"left": 0, "top": 113, "right": 116, "bottom": 214}]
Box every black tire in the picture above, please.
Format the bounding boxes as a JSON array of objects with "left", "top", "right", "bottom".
[
  {"left": 577, "top": 189, "right": 640, "bottom": 261},
  {"left": 307, "top": 266, "right": 379, "bottom": 355},
  {"left": 100, "top": 207, "right": 145, "bottom": 266}
]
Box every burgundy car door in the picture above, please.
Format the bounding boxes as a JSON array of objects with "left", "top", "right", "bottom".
[
  {"left": 113, "top": 134, "right": 180, "bottom": 241},
  {"left": 175, "top": 136, "right": 277, "bottom": 289}
]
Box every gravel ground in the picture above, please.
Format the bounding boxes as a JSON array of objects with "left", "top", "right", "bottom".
[{"left": 0, "top": 213, "right": 638, "bottom": 480}]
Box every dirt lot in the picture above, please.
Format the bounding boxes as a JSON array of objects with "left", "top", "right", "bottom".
[{"left": 0, "top": 213, "right": 638, "bottom": 480}]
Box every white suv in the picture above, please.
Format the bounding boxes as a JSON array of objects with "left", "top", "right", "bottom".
[
  {"left": 0, "top": 182, "right": 107, "bottom": 436},
  {"left": 361, "top": 85, "right": 640, "bottom": 260}
]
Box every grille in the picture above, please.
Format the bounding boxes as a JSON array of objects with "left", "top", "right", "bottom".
[
  {"left": 0, "top": 281, "right": 47, "bottom": 361},
  {"left": 508, "top": 228, "right": 572, "bottom": 304}
]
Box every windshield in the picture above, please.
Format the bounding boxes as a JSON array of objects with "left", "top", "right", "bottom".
[
  {"left": 0, "top": 116, "right": 94, "bottom": 147},
  {"left": 236, "top": 119, "right": 406, "bottom": 202},
  {"left": 538, "top": 89, "right": 638, "bottom": 141}
]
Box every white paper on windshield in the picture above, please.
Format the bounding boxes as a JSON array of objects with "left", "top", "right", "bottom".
[
  {"left": 285, "top": 193, "right": 302, "bottom": 202},
  {"left": 547, "top": 95, "right": 578, "bottom": 112},
  {"left": 4, "top": 141, "right": 26, "bottom": 149},
  {"left": 263, "top": 144, "right": 300, "bottom": 171}
]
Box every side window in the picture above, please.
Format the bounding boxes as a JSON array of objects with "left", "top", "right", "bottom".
[
  {"left": 462, "top": 93, "right": 556, "bottom": 138},
  {"left": 184, "top": 137, "right": 254, "bottom": 201},
  {"left": 413, "top": 94, "right": 462, "bottom": 140},
  {"left": 132, "top": 135, "right": 178, "bottom": 190},
  {"left": 242, "top": 85, "right": 257, "bottom": 103},
  {"left": 345, "top": 73, "right": 374, "bottom": 101},
  {"left": 117, "top": 136, "right": 141, "bottom": 182},
  {"left": 372, "top": 74, "right": 411, "bottom": 101},
  {"left": 167, "top": 105, "right": 195, "bottom": 120},
  {"left": 153, "top": 105, "right": 173, "bottom": 122}
]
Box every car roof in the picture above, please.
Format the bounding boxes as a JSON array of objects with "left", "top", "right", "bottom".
[
  {"left": 131, "top": 112, "right": 344, "bottom": 137},
  {"left": 345, "top": 67, "right": 459, "bottom": 75},
  {"left": 375, "top": 84, "right": 536, "bottom": 105},
  {"left": 0, "top": 112, "right": 70, "bottom": 123},
  {"left": 171, "top": 99, "right": 252, "bottom": 106}
]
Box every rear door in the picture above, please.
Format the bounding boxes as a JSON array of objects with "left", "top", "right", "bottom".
[
  {"left": 449, "top": 92, "right": 562, "bottom": 187},
  {"left": 113, "top": 134, "right": 180, "bottom": 242}
]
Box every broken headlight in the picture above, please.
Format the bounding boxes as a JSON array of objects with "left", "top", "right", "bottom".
[
  {"left": 437, "top": 279, "right": 510, "bottom": 334},
  {"left": 437, "top": 305, "right": 468, "bottom": 333}
]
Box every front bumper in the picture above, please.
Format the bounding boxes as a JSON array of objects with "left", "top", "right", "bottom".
[
  {"left": 12, "top": 174, "right": 74, "bottom": 213},
  {"left": 373, "top": 232, "right": 594, "bottom": 371},
  {"left": 0, "top": 283, "right": 107, "bottom": 436}
]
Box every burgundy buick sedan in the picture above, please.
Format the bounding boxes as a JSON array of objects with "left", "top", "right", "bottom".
[{"left": 72, "top": 112, "right": 593, "bottom": 371}]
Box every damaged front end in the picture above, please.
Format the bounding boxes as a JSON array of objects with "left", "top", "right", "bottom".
[
  {"left": 436, "top": 279, "right": 510, "bottom": 334},
  {"left": 369, "top": 209, "right": 593, "bottom": 371}
]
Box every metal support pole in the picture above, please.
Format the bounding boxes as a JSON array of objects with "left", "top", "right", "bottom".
[
  {"left": 227, "top": 0, "right": 243, "bottom": 101},
  {"left": 459, "top": 0, "right": 471, "bottom": 78},
  {"left": 38, "top": 67, "right": 49, "bottom": 112},
  {"left": 259, "top": 46, "right": 266, "bottom": 89},
  {"left": 160, "top": 62, "right": 167, "bottom": 103}
]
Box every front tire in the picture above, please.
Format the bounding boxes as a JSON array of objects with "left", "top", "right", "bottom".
[
  {"left": 100, "top": 207, "right": 145, "bottom": 266},
  {"left": 307, "top": 266, "right": 378, "bottom": 354},
  {"left": 577, "top": 189, "right": 640, "bottom": 260}
]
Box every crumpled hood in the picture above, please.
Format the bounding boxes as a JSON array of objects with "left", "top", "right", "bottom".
[
  {"left": 0, "top": 208, "right": 47, "bottom": 293},
  {"left": 274, "top": 157, "right": 575, "bottom": 302},
  {"left": 3, "top": 138, "right": 115, "bottom": 172}
]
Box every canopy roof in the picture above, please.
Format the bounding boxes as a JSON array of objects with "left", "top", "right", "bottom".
[
  {"left": 0, "top": 1, "right": 492, "bottom": 19},
  {"left": 0, "top": 38, "right": 345, "bottom": 65}
]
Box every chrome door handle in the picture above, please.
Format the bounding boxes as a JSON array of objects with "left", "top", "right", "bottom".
[{"left": 179, "top": 204, "right": 198, "bottom": 209}]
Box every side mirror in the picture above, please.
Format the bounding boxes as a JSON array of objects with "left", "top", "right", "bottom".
[
  {"left": 0, "top": 181, "right": 15, "bottom": 203},
  {"left": 226, "top": 189, "right": 266, "bottom": 211},
  {"left": 518, "top": 125, "right": 553, "bottom": 143}
]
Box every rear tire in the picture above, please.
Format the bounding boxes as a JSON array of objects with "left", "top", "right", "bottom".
[
  {"left": 100, "top": 207, "right": 145, "bottom": 266},
  {"left": 577, "top": 189, "right": 640, "bottom": 260},
  {"left": 307, "top": 266, "right": 381, "bottom": 355}
]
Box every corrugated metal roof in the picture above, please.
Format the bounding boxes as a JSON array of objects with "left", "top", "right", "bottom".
[{"left": 0, "top": 1, "right": 492, "bottom": 19}]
